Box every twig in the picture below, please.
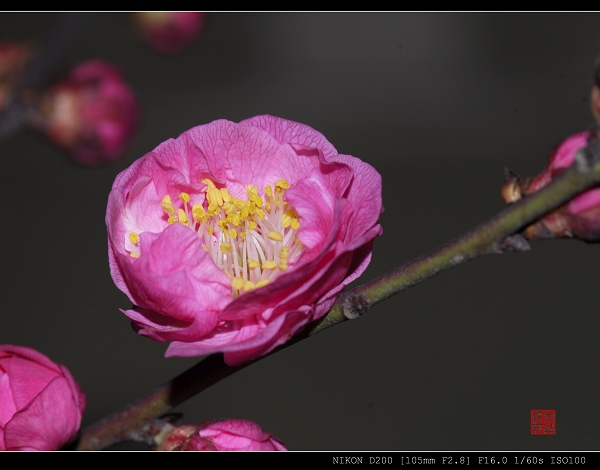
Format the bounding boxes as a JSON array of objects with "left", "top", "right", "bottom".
[{"left": 0, "top": 13, "right": 92, "bottom": 143}]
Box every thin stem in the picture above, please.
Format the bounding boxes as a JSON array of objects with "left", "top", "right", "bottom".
[
  {"left": 75, "top": 355, "right": 244, "bottom": 450},
  {"left": 0, "top": 13, "right": 92, "bottom": 144},
  {"left": 74, "top": 132, "right": 600, "bottom": 450}
]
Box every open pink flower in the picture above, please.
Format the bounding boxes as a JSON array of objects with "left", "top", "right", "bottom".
[
  {"left": 107, "top": 115, "right": 383, "bottom": 366},
  {"left": 0, "top": 345, "right": 86, "bottom": 451},
  {"left": 34, "top": 59, "right": 139, "bottom": 166},
  {"left": 158, "top": 420, "right": 286, "bottom": 451},
  {"left": 520, "top": 130, "right": 600, "bottom": 241}
]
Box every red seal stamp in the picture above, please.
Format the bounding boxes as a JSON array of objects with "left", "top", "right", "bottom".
[{"left": 530, "top": 409, "right": 556, "bottom": 435}]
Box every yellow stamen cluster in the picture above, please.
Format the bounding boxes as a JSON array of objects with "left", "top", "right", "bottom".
[{"left": 129, "top": 177, "right": 304, "bottom": 297}]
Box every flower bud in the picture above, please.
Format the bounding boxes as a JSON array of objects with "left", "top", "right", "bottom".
[
  {"left": 32, "top": 59, "right": 139, "bottom": 166},
  {"left": 133, "top": 12, "right": 206, "bottom": 54},
  {"left": 156, "top": 420, "right": 287, "bottom": 451},
  {"left": 500, "top": 168, "right": 523, "bottom": 204},
  {"left": 509, "top": 130, "right": 600, "bottom": 242},
  {"left": 0, "top": 41, "right": 34, "bottom": 112},
  {"left": 0, "top": 345, "right": 86, "bottom": 450}
]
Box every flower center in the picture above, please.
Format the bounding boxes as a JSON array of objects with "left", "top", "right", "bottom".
[{"left": 127, "top": 178, "right": 303, "bottom": 297}]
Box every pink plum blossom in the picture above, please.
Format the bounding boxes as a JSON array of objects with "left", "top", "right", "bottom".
[
  {"left": 33, "top": 59, "right": 139, "bottom": 166},
  {"left": 134, "top": 12, "right": 206, "bottom": 54},
  {"left": 158, "top": 420, "right": 286, "bottom": 451},
  {"left": 518, "top": 130, "right": 600, "bottom": 241},
  {"left": 0, "top": 345, "right": 86, "bottom": 451},
  {"left": 106, "top": 115, "right": 383, "bottom": 366}
]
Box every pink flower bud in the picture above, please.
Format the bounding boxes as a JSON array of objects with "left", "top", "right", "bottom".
[
  {"left": 34, "top": 59, "right": 139, "bottom": 166},
  {"left": 509, "top": 130, "right": 600, "bottom": 241},
  {"left": 0, "top": 345, "right": 86, "bottom": 450},
  {"left": 157, "top": 420, "right": 286, "bottom": 451},
  {"left": 133, "top": 12, "right": 206, "bottom": 54},
  {"left": 106, "top": 115, "right": 383, "bottom": 366}
]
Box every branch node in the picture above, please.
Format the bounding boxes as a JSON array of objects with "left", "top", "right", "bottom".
[
  {"left": 500, "top": 234, "right": 531, "bottom": 252},
  {"left": 575, "top": 148, "right": 592, "bottom": 173},
  {"left": 136, "top": 413, "right": 182, "bottom": 447},
  {"left": 578, "top": 124, "right": 600, "bottom": 171},
  {"left": 342, "top": 294, "right": 369, "bottom": 320}
]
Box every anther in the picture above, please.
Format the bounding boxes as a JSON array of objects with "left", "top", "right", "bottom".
[
  {"left": 275, "top": 179, "right": 290, "bottom": 190},
  {"left": 248, "top": 259, "right": 260, "bottom": 269},
  {"left": 177, "top": 209, "right": 189, "bottom": 226},
  {"left": 231, "top": 277, "right": 244, "bottom": 290},
  {"left": 161, "top": 195, "right": 175, "bottom": 217},
  {"left": 267, "top": 231, "right": 283, "bottom": 242},
  {"left": 262, "top": 260, "right": 277, "bottom": 271}
]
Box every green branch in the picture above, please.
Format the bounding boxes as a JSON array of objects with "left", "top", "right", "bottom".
[
  {"left": 310, "top": 139, "right": 600, "bottom": 334},
  {"left": 74, "top": 131, "right": 600, "bottom": 451}
]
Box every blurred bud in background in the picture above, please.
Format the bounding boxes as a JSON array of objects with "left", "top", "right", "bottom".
[
  {"left": 30, "top": 59, "right": 139, "bottom": 166},
  {"left": 0, "top": 40, "right": 34, "bottom": 112},
  {"left": 133, "top": 12, "right": 206, "bottom": 54}
]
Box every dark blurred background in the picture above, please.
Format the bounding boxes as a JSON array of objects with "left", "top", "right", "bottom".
[{"left": 1, "top": 12, "right": 599, "bottom": 450}]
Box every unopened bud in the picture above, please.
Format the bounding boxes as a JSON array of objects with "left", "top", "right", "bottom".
[
  {"left": 511, "top": 130, "right": 600, "bottom": 242},
  {"left": 31, "top": 60, "right": 139, "bottom": 166},
  {"left": 0, "top": 41, "right": 34, "bottom": 112},
  {"left": 0, "top": 344, "right": 86, "bottom": 450},
  {"left": 155, "top": 420, "right": 287, "bottom": 451},
  {"left": 501, "top": 168, "right": 523, "bottom": 204},
  {"left": 133, "top": 12, "right": 206, "bottom": 54}
]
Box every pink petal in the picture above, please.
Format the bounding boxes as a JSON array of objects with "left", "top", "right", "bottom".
[
  {"left": 167, "top": 309, "right": 311, "bottom": 366},
  {"left": 0, "top": 345, "right": 85, "bottom": 451},
  {"left": 197, "top": 419, "right": 287, "bottom": 451},
  {"left": 117, "top": 224, "right": 230, "bottom": 335},
  {"left": 329, "top": 153, "right": 384, "bottom": 244},
  {"left": 240, "top": 114, "right": 338, "bottom": 160},
  {"left": 568, "top": 188, "right": 600, "bottom": 214},
  {"left": 0, "top": 372, "right": 16, "bottom": 426},
  {"left": 2, "top": 356, "right": 59, "bottom": 410},
  {"left": 550, "top": 131, "right": 589, "bottom": 170},
  {"left": 3, "top": 377, "right": 81, "bottom": 450}
]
